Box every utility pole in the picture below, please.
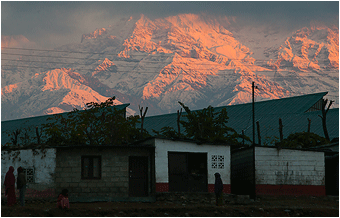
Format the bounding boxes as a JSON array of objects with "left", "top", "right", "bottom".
[
  {"left": 252, "top": 82, "right": 255, "bottom": 146},
  {"left": 251, "top": 81, "right": 256, "bottom": 200}
]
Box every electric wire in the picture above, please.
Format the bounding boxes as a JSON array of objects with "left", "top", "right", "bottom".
[
  {"left": 1, "top": 48, "right": 338, "bottom": 103},
  {"left": 2, "top": 63, "right": 338, "bottom": 79},
  {"left": 2, "top": 59, "right": 338, "bottom": 77},
  {"left": 1, "top": 47, "right": 338, "bottom": 66}
]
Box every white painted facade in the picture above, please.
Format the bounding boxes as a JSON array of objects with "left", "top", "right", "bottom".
[
  {"left": 154, "top": 138, "right": 230, "bottom": 185},
  {"left": 1, "top": 148, "right": 56, "bottom": 191},
  {"left": 255, "top": 147, "right": 325, "bottom": 186}
]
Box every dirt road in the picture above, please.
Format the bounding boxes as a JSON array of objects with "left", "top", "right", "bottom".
[{"left": 1, "top": 195, "right": 339, "bottom": 217}]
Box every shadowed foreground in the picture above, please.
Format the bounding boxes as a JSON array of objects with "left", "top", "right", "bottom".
[{"left": 1, "top": 195, "right": 339, "bottom": 217}]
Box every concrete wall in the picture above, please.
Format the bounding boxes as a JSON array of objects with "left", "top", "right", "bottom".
[
  {"left": 55, "top": 147, "right": 154, "bottom": 202},
  {"left": 231, "top": 146, "right": 326, "bottom": 196},
  {"left": 153, "top": 138, "right": 230, "bottom": 193},
  {"left": 255, "top": 147, "right": 325, "bottom": 196},
  {"left": 255, "top": 147, "right": 325, "bottom": 186},
  {"left": 1, "top": 148, "right": 56, "bottom": 198}
]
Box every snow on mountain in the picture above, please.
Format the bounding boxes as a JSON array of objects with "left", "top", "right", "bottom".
[
  {"left": 1, "top": 35, "right": 36, "bottom": 48},
  {"left": 1, "top": 69, "right": 136, "bottom": 120},
  {"left": 267, "top": 22, "right": 339, "bottom": 70},
  {"left": 89, "top": 13, "right": 293, "bottom": 112},
  {"left": 1, "top": 14, "right": 338, "bottom": 121}
]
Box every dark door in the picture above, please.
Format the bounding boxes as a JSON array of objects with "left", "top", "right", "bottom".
[
  {"left": 325, "top": 155, "right": 339, "bottom": 196},
  {"left": 168, "top": 152, "right": 208, "bottom": 192},
  {"left": 188, "top": 153, "right": 208, "bottom": 192},
  {"left": 129, "top": 156, "right": 149, "bottom": 197},
  {"left": 168, "top": 152, "right": 189, "bottom": 192}
]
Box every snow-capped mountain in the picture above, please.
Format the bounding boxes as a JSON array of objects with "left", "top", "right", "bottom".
[
  {"left": 1, "top": 35, "right": 36, "bottom": 49},
  {"left": 1, "top": 14, "right": 338, "bottom": 121},
  {"left": 1, "top": 69, "right": 136, "bottom": 120}
]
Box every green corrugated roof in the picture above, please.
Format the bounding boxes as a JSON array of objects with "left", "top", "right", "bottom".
[
  {"left": 2, "top": 93, "right": 338, "bottom": 147},
  {"left": 141, "top": 92, "right": 339, "bottom": 144},
  {"left": 1, "top": 104, "right": 130, "bottom": 146}
]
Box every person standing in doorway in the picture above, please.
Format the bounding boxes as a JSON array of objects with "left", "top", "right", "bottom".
[
  {"left": 214, "top": 172, "right": 224, "bottom": 206},
  {"left": 4, "top": 166, "right": 17, "bottom": 206},
  {"left": 17, "top": 167, "right": 26, "bottom": 207}
]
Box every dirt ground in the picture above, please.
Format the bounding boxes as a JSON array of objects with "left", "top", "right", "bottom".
[{"left": 1, "top": 195, "right": 339, "bottom": 217}]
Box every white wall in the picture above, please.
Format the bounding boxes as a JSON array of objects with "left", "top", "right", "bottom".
[
  {"left": 1, "top": 148, "right": 56, "bottom": 190},
  {"left": 255, "top": 147, "right": 325, "bottom": 186},
  {"left": 154, "top": 138, "right": 230, "bottom": 185}
]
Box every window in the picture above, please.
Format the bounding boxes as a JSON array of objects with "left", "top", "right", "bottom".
[
  {"left": 211, "top": 155, "right": 224, "bottom": 169},
  {"left": 23, "top": 168, "right": 34, "bottom": 183},
  {"left": 81, "top": 156, "right": 101, "bottom": 179}
]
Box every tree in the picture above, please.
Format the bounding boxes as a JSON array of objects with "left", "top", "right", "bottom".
[
  {"left": 43, "top": 97, "right": 147, "bottom": 146},
  {"left": 178, "top": 102, "right": 250, "bottom": 145},
  {"left": 319, "top": 98, "right": 334, "bottom": 141},
  {"left": 152, "top": 126, "right": 182, "bottom": 139},
  {"left": 276, "top": 132, "right": 329, "bottom": 149}
]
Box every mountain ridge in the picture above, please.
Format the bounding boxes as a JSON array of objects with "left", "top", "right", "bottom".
[{"left": 1, "top": 14, "right": 338, "bottom": 121}]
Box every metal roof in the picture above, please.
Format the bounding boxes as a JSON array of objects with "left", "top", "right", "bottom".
[
  {"left": 2, "top": 92, "right": 338, "bottom": 147},
  {"left": 141, "top": 92, "right": 339, "bottom": 144}
]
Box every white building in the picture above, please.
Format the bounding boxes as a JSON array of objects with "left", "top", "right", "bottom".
[
  {"left": 231, "top": 146, "right": 326, "bottom": 196},
  {"left": 1, "top": 148, "right": 56, "bottom": 198},
  {"left": 140, "top": 137, "right": 231, "bottom": 193}
]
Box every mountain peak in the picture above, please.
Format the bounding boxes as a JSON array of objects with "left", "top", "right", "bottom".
[
  {"left": 1, "top": 35, "right": 36, "bottom": 48},
  {"left": 81, "top": 28, "right": 107, "bottom": 42},
  {"left": 92, "top": 58, "right": 116, "bottom": 77},
  {"left": 1, "top": 14, "right": 338, "bottom": 120}
]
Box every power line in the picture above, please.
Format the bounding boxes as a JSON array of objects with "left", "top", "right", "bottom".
[
  {"left": 0, "top": 64, "right": 245, "bottom": 76},
  {"left": 1, "top": 47, "right": 279, "bottom": 61},
  {"left": 3, "top": 47, "right": 339, "bottom": 67},
  {"left": 2, "top": 60, "right": 339, "bottom": 78},
  {"left": 2, "top": 58, "right": 339, "bottom": 76},
  {"left": 0, "top": 52, "right": 270, "bottom": 64},
  {"left": 1, "top": 47, "right": 173, "bottom": 57},
  {"left": 2, "top": 64, "right": 339, "bottom": 79}
]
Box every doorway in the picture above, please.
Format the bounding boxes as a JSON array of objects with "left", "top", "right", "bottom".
[
  {"left": 168, "top": 152, "right": 207, "bottom": 192},
  {"left": 129, "top": 156, "right": 149, "bottom": 197}
]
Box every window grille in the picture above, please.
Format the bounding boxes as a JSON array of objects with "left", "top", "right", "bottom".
[
  {"left": 211, "top": 155, "right": 224, "bottom": 169},
  {"left": 23, "top": 168, "right": 34, "bottom": 183}
]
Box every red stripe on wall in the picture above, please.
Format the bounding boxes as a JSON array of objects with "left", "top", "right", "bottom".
[
  {"left": 208, "top": 184, "right": 231, "bottom": 194},
  {"left": 156, "top": 183, "right": 169, "bottom": 192},
  {"left": 256, "top": 184, "right": 326, "bottom": 196},
  {"left": 13, "top": 188, "right": 56, "bottom": 198},
  {"left": 155, "top": 183, "right": 230, "bottom": 194}
]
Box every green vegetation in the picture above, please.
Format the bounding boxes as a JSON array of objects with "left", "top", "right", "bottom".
[
  {"left": 153, "top": 102, "right": 250, "bottom": 146},
  {"left": 276, "top": 132, "right": 330, "bottom": 149},
  {"left": 43, "top": 97, "right": 148, "bottom": 146}
]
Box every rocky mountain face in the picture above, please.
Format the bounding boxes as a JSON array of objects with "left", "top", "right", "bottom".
[{"left": 1, "top": 14, "right": 338, "bottom": 121}]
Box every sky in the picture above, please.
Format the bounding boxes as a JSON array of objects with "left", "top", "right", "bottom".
[{"left": 1, "top": 1, "right": 339, "bottom": 49}]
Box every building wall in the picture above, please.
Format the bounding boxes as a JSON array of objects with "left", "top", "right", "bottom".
[
  {"left": 1, "top": 148, "right": 56, "bottom": 198},
  {"left": 153, "top": 138, "right": 230, "bottom": 193},
  {"left": 255, "top": 147, "right": 325, "bottom": 196},
  {"left": 55, "top": 147, "right": 153, "bottom": 202}
]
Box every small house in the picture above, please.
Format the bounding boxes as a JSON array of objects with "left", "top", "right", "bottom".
[
  {"left": 2, "top": 144, "right": 155, "bottom": 202},
  {"left": 231, "top": 146, "right": 326, "bottom": 196},
  {"left": 54, "top": 144, "right": 155, "bottom": 202},
  {"left": 138, "top": 137, "right": 231, "bottom": 194}
]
